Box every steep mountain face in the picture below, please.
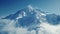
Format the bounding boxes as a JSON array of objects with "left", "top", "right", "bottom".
[
  {"left": 2, "top": 5, "right": 60, "bottom": 28},
  {"left": 2, "top": 5, "right": 47, "bottom": 30}
]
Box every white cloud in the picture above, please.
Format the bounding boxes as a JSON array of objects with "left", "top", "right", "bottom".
[
  {"left": 0, "top": 19, "right": 36, "bottom": 34},
  {"left": 0, "top": 19, "right": 60, "bottom": 34},
  {"left": 39, "top": 23, "right": 60, "bottom": 34}
]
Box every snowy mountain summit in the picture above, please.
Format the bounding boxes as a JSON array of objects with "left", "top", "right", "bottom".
[
  {"left": 1, "top": 5, "right": 60, "bottom": 34},
  {"left": 2, "top": 5, "right": 60, "bottom": 27},
  {"left": 2, "top": 5, "right": 47, "bottom": 28}
]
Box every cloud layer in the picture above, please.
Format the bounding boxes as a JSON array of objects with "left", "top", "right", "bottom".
[{"left": 0, "top": 19, "right": 60, "bottom": 34}]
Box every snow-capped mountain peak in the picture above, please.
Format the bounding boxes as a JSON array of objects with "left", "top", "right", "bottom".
[
  {"left": 3, "top": 5, "right": 46, "bottom": 20},
  {"left": 27, "top": 5, "right": 34, "bottom": 11},
  {"left": 2, "top": 5, "right": 60, "bottom": 27}
]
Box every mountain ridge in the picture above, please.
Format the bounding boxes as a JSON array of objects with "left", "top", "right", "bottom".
[{"left": 2, "top": 5, "right": 60, "bottom": 26}]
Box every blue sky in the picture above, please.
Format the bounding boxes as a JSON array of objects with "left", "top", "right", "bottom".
[{"left": 0, "top": 0, "right": 60, "bottom": 17}]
